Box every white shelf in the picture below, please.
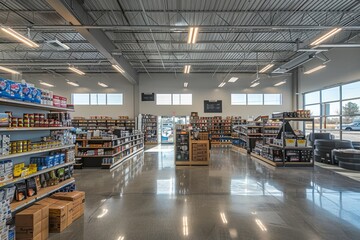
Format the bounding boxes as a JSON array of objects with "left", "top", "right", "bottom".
[
  {"left": 0, "top": 98, "right": 74, "bottom": 112},
  {"left": 0, "top": 127, "right": 72, "bottom": 132},
  {"left": 0, "top": 161, "right": 75, "bottom": 188},
  {"left": 0, "top": 144, "right": 75, "bottom": 161},
  {"left": 106, "top": 147, "right": 144, "bottom": 169}
]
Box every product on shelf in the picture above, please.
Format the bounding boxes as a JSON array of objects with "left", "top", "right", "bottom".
[
  {"left": 272, "top": 110, "right": 311, "bottom": 119},
  {"left": 141, "top": 114, "right": 158, "bottom": 144},
  {"left": 0, "top": 135, "right": 10, "bottom": 156}
]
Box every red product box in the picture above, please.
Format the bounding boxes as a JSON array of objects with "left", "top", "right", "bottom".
[
  {"left": 60, "top": 97, "right": 67, "bottom": 108},
  {"left": 53, "top": 95, "right": 61, "bottom": 107}
]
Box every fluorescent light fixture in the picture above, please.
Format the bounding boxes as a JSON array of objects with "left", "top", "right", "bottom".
[
  {"left": 117, "top": 236, "right": 124, "bottom": 240},
  {"left": 259, "top": 64, "right": 274, "bottom": 73},
  {"left": 184, "top": 82, "right": 188, "bottom": 88},
  {"left": 297, "top": 49, "right": 328, "bottom": 52},
  {"left": 98, "top": 82, "right": 108, "bottom": 88},
  {"left": 311, "top": 28, "right": 342, "bottom": 46},
  {"left": 304, "top": 65, "right": 326, "bottom": 74},
  {"left": 112, "top": 64, "right": 125, "bottom": 73},
  {"left": 250, "top": 82, "right": 260, "bottom": 88},
  {"left": 274, "top": 80, "right": 286, "bottom": 86},
  {"left": 97, "top": 208, "right": 108, "bottom": 218},
  {"left": 218, "top": 82, "right": 226, "bottom": 88},
  {"left": 39, "top": 81, "right": 54, "bottom": 87},
  {"left": 66, "top": 81, "right": 79, "bottom": 87},
  {"left": 255, "top": 219, "right": 267, "bottom": 232},
  {"left": 183, "top": 216, "right": 188, "bottom": 236},
  {"left": 184, "top": 65, "right": 191, "bottom": 74},
  {"left": 316, "top": 44, "right": 360, "bottom": 48},
  {"left": 1, "top": 27, "right": 39, "bottom": 48},
  {"left": 228, "top": 77, "right": 238, "bottom": 82},
  {"left": 0, "top": 66, "right": 20, "bottom": 74},
  {"left": 187, "top": 27, "right": 199, "bottom": 44},
  {"left": 220, "top": 212, "right": 228, "bottom": 224},
  {"left": 68, "top": 66, "right": 85, "bottom": 75},
  {"left": 46, "top": 39, "right": 70, "bottom": 50}
]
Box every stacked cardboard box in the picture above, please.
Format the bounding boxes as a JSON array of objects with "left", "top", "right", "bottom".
[
  {"left": 51, "top": 191, "right": 85, "bottom": 221},
  {"left": 192, "top": 142, "right": 209, "bottom": 161},
  {"left": 15, "top": 204, "right": 49, "bottom": 240}
]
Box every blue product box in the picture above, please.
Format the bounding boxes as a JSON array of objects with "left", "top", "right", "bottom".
[
  {"left": 22, "top": 83, "right": 33, "bottom": 102},
  {"left": 53, "top": 154, "right": 60, "bottom": 166},
  {"left": 31, "top": 88, "right": 41, "bottom": 104},
  {"left": 0, "top": 78, "right": 13, "bottom": 98},
  {"left": 45, "top": 155, "right": 54, "bottom": 167},
  {"left": 9, "top": 82, "right": 23, "bottom": 100},
  {"left": 60, "top": 153, "right": 65, "bottom": 164}
]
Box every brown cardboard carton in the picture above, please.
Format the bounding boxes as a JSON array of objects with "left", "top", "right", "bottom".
[
  {"left": 36, "top": 198, "right": 58, "bottom": 207},
  {"left": 17, "top": 233, "right": 42, "bottom": 240},
  {"left": 31, "top": 204, "right": 49, "bottom": 219},
  {"left": 56, "top": 200, "right": 74, "bottom": 226},
  {"left": 72, "top": 203, "right": 84, "bottom": 221},
  {"left": 41, "top": 217, "right": 49, "bottom": 240},
  {"left": 16, "top": 222, "right": 41, "bottom": 239},
  {"left": 51, "top": 191, "right": 85, "bottom": 203},
  {"left": 49, "top": 202, "right": 67, "bottom": 233},
  {"left": 16, "top": 208, "right": 42, "bottom": 226}
]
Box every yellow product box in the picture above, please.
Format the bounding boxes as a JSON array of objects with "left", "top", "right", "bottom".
[
  {"left": 13, "top": 163, "right": 25, "bottom": 178},
  {"left": 28, "top": 164, "right": 38, "bottom": 175},
  {"left": 285, "top": 139, "right": 296, "bottom": 147},
  {"left": 297, "top": 139, "right": 307, "bottom": 147}
]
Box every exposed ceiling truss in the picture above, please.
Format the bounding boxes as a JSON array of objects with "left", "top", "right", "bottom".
[{"left": 0, "top": 0, "right": 360, "bottom": 77}]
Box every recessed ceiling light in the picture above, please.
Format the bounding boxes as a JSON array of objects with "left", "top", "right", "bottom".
[
  {"left": 228, "top": 77, "right": 238, "bottom": 82},
  {"left": 68, "top": 66, "right": 85, "bottom": 75},
  {"left": 304, "top": 65, "right": 326, "bottom": 74},
  {"left": 274, "top": 80, "right": 286, "bottom": 86},
  {"left": 218, "top": 82, "right": 226, "bottom": 88},
  {"left": 0, "top": 66, "right": 20, "bottom": 74},
  {"left": 259, "top": 64, "right": 274, "bottom": 73},
  {"left": 40, "top": 81, "right": 54, "bottom": 87},
  {"left": 98, "top": 82, "right": 108, "bottom": 88},
  {"left": 187, "top": 27, "right": 199, "bottom": 44},
  {"left": 250, "top": 82, "right": 260, "bottom": 87}
]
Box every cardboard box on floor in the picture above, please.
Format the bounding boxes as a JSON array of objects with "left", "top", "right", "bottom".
[
  {"left": 51, "top": 191, "right": 85, "bottom": 221},
  {"left": 15, "top": 205, "right": 49, "bottom": 240}
]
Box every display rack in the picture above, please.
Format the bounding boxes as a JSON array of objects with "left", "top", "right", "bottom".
[
  {"left": 251, "top": 118, "right": 314, "bottom": 167},
  {"left": 210, "top": 117, "right": 232, "bottom": 146},
  {"left": 0, "top": 97, "right": 76, "bottom": 213},
  {"left": 231, "top": 117, "right": 248, "bottom": 153},
  {"left": 141, "top": 114, "right": 158, "bottom": 144},
  {"left": 72, "top": 118, "right": 135, "bottom": 131},
  {"left": 175, "top": 124, "right": 209, "bottom": 166},
  {"left": 75, "top": 133, "right": 144, "bottom": 168}
]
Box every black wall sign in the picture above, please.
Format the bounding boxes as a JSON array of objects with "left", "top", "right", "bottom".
[
  {"left": 204, "top": 100, "right": 222, "bottom": 113},
  {"left": 141, "top": 93, "right": 155, "bottom": 101}
]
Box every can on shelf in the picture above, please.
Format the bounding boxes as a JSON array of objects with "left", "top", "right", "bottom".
[{"left": 10, "top": 118, "right": 18, "bottom": 127}]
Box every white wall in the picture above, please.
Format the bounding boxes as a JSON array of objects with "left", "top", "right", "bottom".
[
  {"left": 19, "top": 73, "right": 135, "bottom": 118},
  {"left": 139, "top": 73, "right": 292, "bottom": 118},
  {"left": 299, "top": 48, "right": 360, "bottom": 93}
]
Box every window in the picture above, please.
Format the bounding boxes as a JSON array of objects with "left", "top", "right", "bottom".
[
  {"left": 156, "top": 94, "right": 172, "bottom": 105},
  {"left": 342, "top": 81, "right": 360, "bottom": 100},
  {"left": 264, "top": 94, "right": 282, "bottom": 105},
  {"left": 72, "top": 93, "right": 89, "bottom": 105},
  {"left": 231, "top": 94, "right": 246, "bottom": 105},
  {"left": 72, "top": 93, "right": 123, "bottom": 105},
  {"left": 322, "top": 87, "right": 340, "bottom": 102},
  {"left": 107, "top": 94, "right": 123, "bottom": 105},
  {"left": 305, "top": 104, "right": 320, "bottom": 116},
  {"left": 90, "top": 93, "right": 106, "bottom": 105},
  {"left": 247, "top": 94, "right": 263, "bottom": 105},
  {"left": 173, "top": 94, "right": 192, "bottom": 105},
  {"left": 305, "top": 91, "right": 320, "bottom": 105}
]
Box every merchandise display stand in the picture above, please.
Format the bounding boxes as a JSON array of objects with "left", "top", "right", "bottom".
[
  {"left": 75, "top": 132, "right": 144, "bottom": 168},
  {"left": 72, "top": 118, "right": 135, "bottom": 131},
  {"left": 141, "top": 114, "right": 158, "bottom": 145},
  {"left": 250, "top": 117, "right": 314, "bottom": 167},
  {"left": 175, "top": 125, "right": 209, "bottom": 166}
]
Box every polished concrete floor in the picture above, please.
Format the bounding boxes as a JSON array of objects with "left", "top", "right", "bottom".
[{"left": 49, "top": 145, "right": 360, "bottom": 240}]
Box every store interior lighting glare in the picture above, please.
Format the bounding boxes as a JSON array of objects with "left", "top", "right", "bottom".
[
  {"left": 39, "top": 81, "right": 54, "bottom": 87},
  {"left": 66, "top": 80, "right": 79, "bottom": 87},
  {"left": 0, "top": 66, "right": 20, "bottom": 75},
  {"left": 112, "top": 64, "right": 125, "bottom": 73},
  {"left": 68, "top": 66, "right": 85, "bottom": 75},
  {"left": 274, "top": 80, "right": 286, "bottom": 86},
  {"left": 184, "top": 65, "right": 191, "bottom": 74},
  {"left": 259, "top": 64, "right": 274, "bottom": 73},
  {"left": 1, "top": 27, "right": 39, "bottom": 48},
  {"left": 188, "top": 27, "right": 199, "bottom": 44},
  {"left": 218, "top": 82, "right": 226, "bottom": 88},
  {"left": 184, "top": 82, "right": 189, "bottom": 88},
  {"left": 98, "top": 82, "right": 108, "bottom": 88},
  {"left": 228, "top": 77, "right": 238, "bottom": 82},
  {"left": 311, "top": 28, "right": 342, "bottom": 46},
  {"left": 250, "top": 82, "right": 260, "bottom": 87},
  {"left": 304, "top": 65, "right": 326, "bottom": 74}
]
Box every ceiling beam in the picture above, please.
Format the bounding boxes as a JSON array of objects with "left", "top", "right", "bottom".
[
  {"left": 112, "top": 40, "right": 298, "bottom": 44},
  {"left": 113, "top": 50, "right": 293, "bottom": 54},
  {"left": 46, "top": 0, "right": 138, "bottom": 84},
  {"left": 9, "top": 24, "right": 360, "bottom": 31}
]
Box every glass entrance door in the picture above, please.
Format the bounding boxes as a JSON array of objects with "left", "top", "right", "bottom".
[{"left": 161, "top": 116, "right": 174, "bottom": 144}]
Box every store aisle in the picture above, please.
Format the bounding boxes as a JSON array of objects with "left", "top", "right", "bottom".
[{"left": 50, "top": 146, "right": 360, "bottom": 240}]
